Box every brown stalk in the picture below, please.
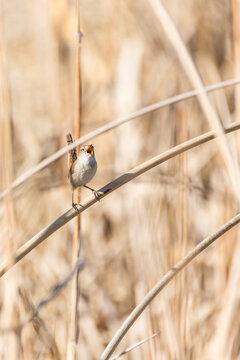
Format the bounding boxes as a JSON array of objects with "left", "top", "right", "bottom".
[
  {"left": 232, "top": 0, "right": 240, "bottom": 118},
  {"left": 67, "top": 1, "right": 82, "bottom": 359},
  {"left": 0, "top": 28, "right": 19, "bottom": 357},
  {"left": 232, "top": 0, "right": 240, "bottom": 199}
]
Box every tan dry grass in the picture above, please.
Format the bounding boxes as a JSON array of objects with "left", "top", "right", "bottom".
[{"left": 1, "top": 0, "right": 240, "bottom": 359}]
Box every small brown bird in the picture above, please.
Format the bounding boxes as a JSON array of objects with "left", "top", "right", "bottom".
[{"left": 66, "top": 133, "right": 98, "bottom": 210}]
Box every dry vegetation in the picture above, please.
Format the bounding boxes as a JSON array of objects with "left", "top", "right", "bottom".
[{"left": 1, "top": 0, "right": 240, "bottom": 359}]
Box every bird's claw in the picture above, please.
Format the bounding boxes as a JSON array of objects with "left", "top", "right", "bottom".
[
  {"left": 93, "top": 191, "right": 101, "bottom": 201},
  {"left": 72, "top": 203, "right": 81, "bottom": 213}
]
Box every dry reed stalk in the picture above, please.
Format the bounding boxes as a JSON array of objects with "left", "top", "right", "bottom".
[
  {"left": 176, "top": 104, "right": 189, "bottom": 255},
  {"left": 1, "top": 120, "right": 240, "bottom": 278},
  {"left": 100, "top": 212, "right": 240, "bottom": 360},
  {"left": 109, "top": 332, "right": 160, "bottom": 360},
  {"left": 0, "top": 30, "right": 19, "bottom": 359},
  {"left": 176, "top": 104, "right": 189, "bottom": 352},
  {"left": 197, "top": 57, "right": 240, "bottom": 179},
  {"left": 0, "top": 258, "right": 85, "bottom": 335},
  {"left": 0, "top": 78, "right": 239, "bottom": 201},
  {"left": 148, "top": 0, "right": 240, "bottom": 204},
  {"left": 67, "top": 1, "right": 82, "bottom": 359},
  {"left": 232, "top": 0, "right": 240, "bottom": 120},
  {"left": 206, "top": 210, "right": 240, "bottom": 358},
  {"left": 18, "top": 288, "right": 61, "bottom": 360}
]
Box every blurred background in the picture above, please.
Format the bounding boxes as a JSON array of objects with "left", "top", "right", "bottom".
[{"left": 1, "top": 0, "right": 240, "bottom": 359}]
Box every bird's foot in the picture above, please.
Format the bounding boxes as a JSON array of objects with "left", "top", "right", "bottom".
[
  {"left": 93, "top": 190, "right": 101, "bottom": 201},
  {"left": 83, "top": 185, "right": 101, "bottom": 201},
  {"left": 72, "top": 202, "right": 81, "bottom": 213}
]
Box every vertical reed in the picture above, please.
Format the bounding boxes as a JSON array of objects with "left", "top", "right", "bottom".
[{"left": 67, "top": 1, "right": 82, "bottom": 359}]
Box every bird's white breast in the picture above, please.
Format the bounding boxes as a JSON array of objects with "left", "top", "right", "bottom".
[{"left": 71, "top": 154, "right": 97, "bottom": 188}]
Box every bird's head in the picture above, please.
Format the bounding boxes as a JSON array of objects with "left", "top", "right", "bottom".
[{"left": 80, "top": 144, "right": 95, "bottom": 157}]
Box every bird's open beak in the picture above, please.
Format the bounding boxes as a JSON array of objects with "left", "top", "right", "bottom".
[{"left": 86, "top": 145, "right": 93, "bottom": 155}]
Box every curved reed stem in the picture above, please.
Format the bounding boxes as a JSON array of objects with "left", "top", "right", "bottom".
[
  {"left": 148, "top": 0, "right": 240, "bottom": 201},
  {"left": 99, "top": 212, "right": 240, "bottom": 360},
  {"left": 0, "top": 78, "right": 240, "bottom": 201},
  {"left": 0, "top": 120, "right": 240, "bottom": 278}
]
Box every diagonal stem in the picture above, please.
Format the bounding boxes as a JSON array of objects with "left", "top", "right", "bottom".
[
  {"left": 1, "top": 79, "right": 240, "bottom": 201},
  {"left": 99, "top": 213, "right": 240, "bottom": 359},
  {"left": 0, "top": 121, "right": 240, "bottom": 278}
]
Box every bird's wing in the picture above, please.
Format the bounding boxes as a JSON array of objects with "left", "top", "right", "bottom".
[
  {"left": 66, "top": 133, "right": 78, "bottom": 171},
  {"left": 66, "top": 133, "right": 78, "bottom": 189}
]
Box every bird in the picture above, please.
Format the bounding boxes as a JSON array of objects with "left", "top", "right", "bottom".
[{"left": 66, "top": 133, "right": 98, "bottom": 210}]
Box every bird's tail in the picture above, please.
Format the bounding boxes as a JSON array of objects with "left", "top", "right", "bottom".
[{"left": 66, "top": 133, "right": 77, "bottom": 171}]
